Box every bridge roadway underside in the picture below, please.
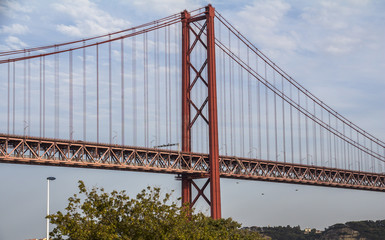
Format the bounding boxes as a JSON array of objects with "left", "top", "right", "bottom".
[{"left": 1, "top": 134, "right": 384, "bottom": 192}]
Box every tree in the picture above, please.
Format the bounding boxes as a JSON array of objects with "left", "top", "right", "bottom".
[{"left": 48, "top": 181, "right": 262, "bottom": 240}]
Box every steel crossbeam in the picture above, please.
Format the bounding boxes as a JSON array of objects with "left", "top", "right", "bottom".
[{"left": 1, "top": 134, "right": 384, "bottom": 192}]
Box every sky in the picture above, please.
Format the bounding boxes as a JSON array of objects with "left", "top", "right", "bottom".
[{"left": 0, "top": 0, "right": 384, "bottom": 239}]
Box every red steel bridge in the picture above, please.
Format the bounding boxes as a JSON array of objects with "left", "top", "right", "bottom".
[{"left": 0, "top": 5, "right": 384, "bottom": 219}]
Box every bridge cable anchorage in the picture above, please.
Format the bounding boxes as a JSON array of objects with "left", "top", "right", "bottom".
[{"left": 0, "top": 4, "right": 384, "bottom": 220}]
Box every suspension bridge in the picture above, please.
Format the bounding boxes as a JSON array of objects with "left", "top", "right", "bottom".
[{"left": 0, "top": 5, "right": 384, "bottom": 219}]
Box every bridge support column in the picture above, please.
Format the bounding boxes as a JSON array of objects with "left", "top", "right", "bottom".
[
  {"left": 181, "top": 9, "right": 192, "bottom": 210},
  {"left": 206, "top": 5, "right": 221, "bottom": 219},
  {"left": 181, "top": 4, "right": 221, "bottom": 219}
]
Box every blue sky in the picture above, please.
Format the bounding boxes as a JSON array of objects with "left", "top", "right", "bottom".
[{"left": 0, "top": 0, "right": 384, "bottom": 239}]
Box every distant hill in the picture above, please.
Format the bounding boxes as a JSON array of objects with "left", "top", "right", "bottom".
[
  {"left": 245, "top": 220, "right": 385, "bottom": 240},
  {"left": 322, "top": 220, "right": 385, "bottom": 240}
]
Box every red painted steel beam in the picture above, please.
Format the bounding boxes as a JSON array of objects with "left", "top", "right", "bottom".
[
  {"left": 181, "top": 10, "right": 192, "bottom": 207},
  {"left": 1, "top": 134, "right": 385, "bottom": 192},
  {"left": 206, "top": 4, "right": 221, "bottom": 219},
  {"left": 180, "top": 5, "right": 221, "bottom": 219}
]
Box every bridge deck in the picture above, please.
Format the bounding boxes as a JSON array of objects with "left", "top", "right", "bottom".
[{"left": 1, "top": 134, "right": 384, "bottom": 192}]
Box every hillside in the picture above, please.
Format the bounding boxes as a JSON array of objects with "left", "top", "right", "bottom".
[{"left": 245, "top": 220, "right": 385, "bottom": 240}]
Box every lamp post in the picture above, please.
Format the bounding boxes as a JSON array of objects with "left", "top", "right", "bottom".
[{"left": 46, "top": 177, "right": 56, "bottom": 240}]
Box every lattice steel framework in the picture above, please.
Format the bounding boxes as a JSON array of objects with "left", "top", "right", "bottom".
[
  {"left": 181, "top": 5, "right": 221, "bottom": 219},
  {"left": 1, "top": 134, "right": 385, "bottom": 192}
]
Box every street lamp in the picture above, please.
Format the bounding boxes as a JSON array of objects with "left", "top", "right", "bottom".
[{"left": 46, "top": 177, "right": 56, "bottom": 240}]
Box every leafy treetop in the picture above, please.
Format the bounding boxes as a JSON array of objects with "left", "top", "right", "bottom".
[{"left": 48, "top": 181, "right": 263, "bottom": 240}]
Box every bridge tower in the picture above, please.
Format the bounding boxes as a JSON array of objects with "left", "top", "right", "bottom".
[{"left": 181, "top": 5, "right": 221, "bottom": 219}]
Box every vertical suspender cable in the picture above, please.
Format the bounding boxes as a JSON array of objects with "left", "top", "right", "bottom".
[
  {"left": 229, "top": 30, "right": 233, "bottom": 155},
  {"left": 257, "top": 57, "right": 261, "bottom": 159},
  {"left": 218, "top": 46, "right": 222, "bottom": 153},
  {"left": 83, "top": 41, "right": 86, "bottom": 141},
  {"left": 218, "top": 23, "right": 224, "bottom": 154},
  {"left": 333, "top": 116, "right": 337, "bottom": 168},
  {"left": 56, "top": 47, "right": 59, "bottom": 138},
  {"left": 335, "top": 118, "right": 339, "bottom": 169},
  {"left": 96, "top": 44, "right": 99, "bottom": 143},
  {"left": 290, "top": 84, "right": 294, "bottom": 163},
  {"left": 305, "top": 96, "right": 309, "bottom": 165},
  {"left": 155, "top": 27, "right": 160, "bottom": 146},
  {"left": 121, "top": 38, "right": 125, "bottom": 145},
  {"left": 281, "top": 76, "right": 286, "bottom": 163},
  {"left": 355, "top": 130, "right": 358, "bottom": 171},
  {"left": 298, "top": 91, "right": 302, "bottom": 164},
  {"left": 7, "top": 62, "right": 10, "bottom": 134},
  {"left": 273, "top": 71, "right": 278, "bottom": 161},
  {"left": 39, "top": 57, "right": 42, "bottom": 137},
  {"left": 175, "top": 24, "right": 179, "bottom": 147},
  {"left": 348, "top": 126, "right": 352, "bottom": 170},
  {"left": 320, "top": 106, "right": 324, "bottom": 166},
  {"left": 165, "top": 27, "right": 169, "bottom": 146},
  {"left": 13, "top": 61, "right": 15, "bottom": 134},
  {"left": 222, "top": 44, "right": 227, "bottom": 156},
  {"left": 343, "top": 124, "right": 346, "bottom": 169},
  {"left": 132, "top": 30, "right": 137, "bottom": 146},
  {"left": 147, "top": 31, "right": 150, "bottom": 147},
  {"left": 69, "top": 50, "right": 73, "bottom": 140},
  {"left": 109, "top": 36, "right": 112, "bottom": 144},
  {"left": 247, "top": 48, "right": 253, "bottom": 156},
  {"left": 144, "top": 32, "right": 148, "bottom": 147},
  {"left": 356, "top": 131, "right": 358, "bottom": 171},
  {"left": 168, "top": 27, "right": 172, "bottom": 148},
  {"left": 24, "top": 51, "right": 26, "bottom": 135},
  {"left": 43, "top": 57, "right": 45, "bottom": 137},
  {"left": 55, "top": 46, "right": 59, "bottom": 138},
  {"left": 238, "top": 37, "right": 245, "bottom": 157},
  {"left": 28, "top": 52, "right": 31, "bottom": 136},
  {"left": 313, "top": 102, "right": 317, "bottom": 166},
  {"left": 328, "top": 112, "right": 332, "bottom": 167},
  {"left": 363, "top": 134, "right": 367, "bottom": 171},
  {"left": 265, "top": 62, "right": 269, "bottom": 160},
  {"left": 369, "top": 141, "right": 373, "bottom": 172}
]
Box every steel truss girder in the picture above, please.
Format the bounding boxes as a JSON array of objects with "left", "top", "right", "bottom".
[{"left": 1, "top": 134, "right": 385, "bottom": 192}]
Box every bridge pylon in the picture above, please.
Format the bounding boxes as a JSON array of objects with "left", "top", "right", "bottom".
[{"left": 181, "top": 4, "right": 221, "bottom": 219}]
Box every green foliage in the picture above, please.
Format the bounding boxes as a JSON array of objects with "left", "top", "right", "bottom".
[{"left": 48, "top": 181, "right": 262, "bottom": 240}]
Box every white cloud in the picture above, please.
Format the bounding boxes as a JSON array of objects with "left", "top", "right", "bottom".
[
  {"left": 229, "top": 0, "right": 378, "bottom": 58},
  {"left": 233, "top": 0, "right": 296, "bottom": 53},
  {"left": 5, "top": 35, "right": 27, "bottom": 49},
  {"left": 299, "top": 0, "right": 374, "bottom": 55},
  {"left": 0, "top": 0, "right": 33, "bottom": 20},
  {"left": 53, "top": 0, "right": 130, "bottom": 37},
  {"left": 324, "top": 35, "right": 360, "bottom": 54},
  {"left": 0, "top": 23, "right": 29, "bottom": 35},
  {"left": 130, "top": 0, "right": 200, "bottom": 15},
  {"left": 0, "top": 0, "right": 33, "bottom": 13}
]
